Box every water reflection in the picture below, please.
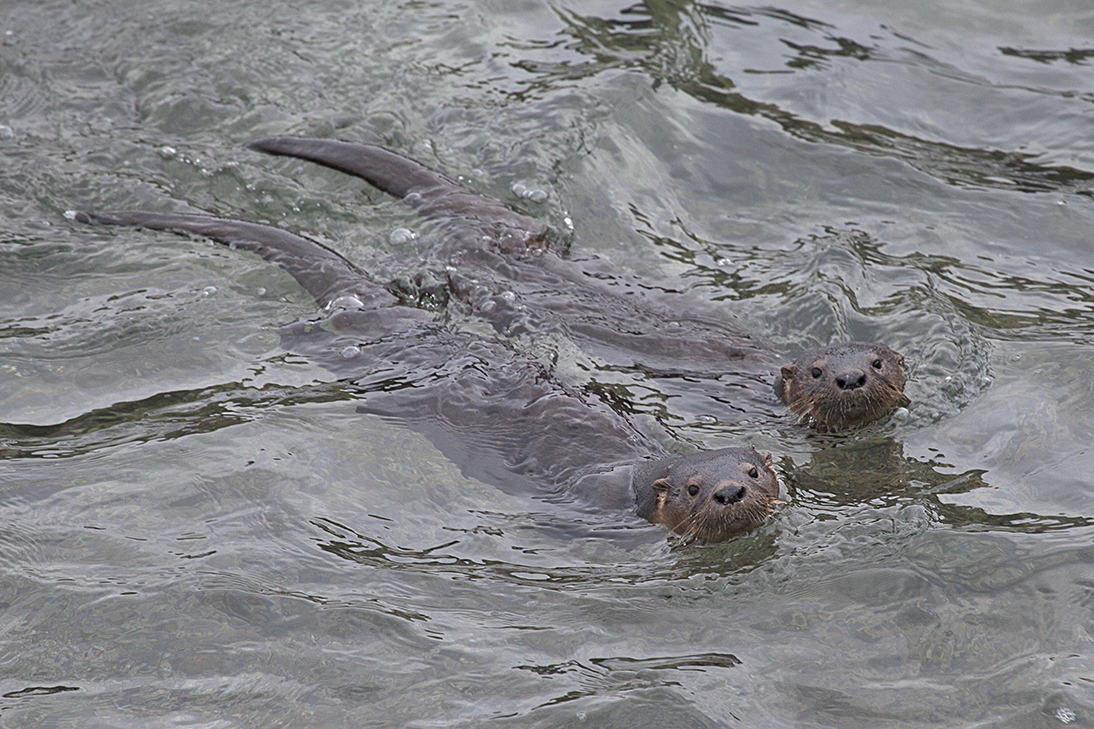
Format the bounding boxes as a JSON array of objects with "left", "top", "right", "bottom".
[
  {"left": 312, "top": 510, "right": 781, "bottom": 583},
  {"left": 4, "top": 0, "right": 1094, "bottom": 724},
  {"left": 786, "top": 434, "right": 1094, "bottom": 534},
  {"left": 1000, "top": 47, "right": 1094, "bottom": 66},
  {"left": 516, "top": 651, "right": 742, "bottom": 710}
]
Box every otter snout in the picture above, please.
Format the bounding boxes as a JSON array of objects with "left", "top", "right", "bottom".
[
  {"left": 713, "top": 482, "right": 746, "bottom": 505},
  {"left": 835, "top": 368, "right": 867, "bottom": 391}
]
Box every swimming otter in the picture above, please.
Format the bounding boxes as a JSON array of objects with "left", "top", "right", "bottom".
[
  {"left": 244, "top": 136, "right": 909, "bottom": 429},
  {"left": 75, "top": 209, "right": 778, "bottom": 543}
]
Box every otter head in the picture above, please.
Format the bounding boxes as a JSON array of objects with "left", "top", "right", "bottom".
[
  {"left": 774, "top": 342, "right": 908, "bottom": 430},
  {"left": 633, "top": 447, "right": 780, "bottom": 543}
]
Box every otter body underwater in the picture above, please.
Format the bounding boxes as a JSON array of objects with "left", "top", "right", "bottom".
[
  {"left": 76, "top": 137, "right": 908, "bottom": 542},
  {"left": 245, "top": 138, "right": 907, "bottom": 431}
]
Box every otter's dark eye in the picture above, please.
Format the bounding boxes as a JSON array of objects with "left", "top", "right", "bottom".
[
  {"left": 811, "top": 367, "right": 822, "bottom": 379},
  {"left": 872, "top": 358, "right": 883, "bottom": 369},
  {"left": 687, "top": 484, "right": 701, "bottom": 497},
  {"left": 748, "top": 467, "right": 759, "bottom": 478}
]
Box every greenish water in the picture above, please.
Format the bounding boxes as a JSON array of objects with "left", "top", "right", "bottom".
[{"left": 3, "top": 0, "right": 1094, "bottom": 726}]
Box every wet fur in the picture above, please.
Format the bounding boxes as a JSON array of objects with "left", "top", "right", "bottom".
[
  {"left": 75, "top": 206, "right": 777, "bottom": 542},
  {"left": 776, "top": 342, "right": 909, "bottom": 430},
  {"left": 248, "top": 136, "right": 907, "bottom": 430},
  {"left": 75, "top": 136, "right": 908, "bottom": 541},
  {"left": 633, "top": 447, "right": 780, "bottom": 543}
]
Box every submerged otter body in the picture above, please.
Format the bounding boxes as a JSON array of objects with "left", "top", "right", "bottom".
[
  {"left": 75, "top": 136, "right": 907, "bottom": 541},
  {"left": 245, "top": 136, "right": 908, "bottom": 429}
]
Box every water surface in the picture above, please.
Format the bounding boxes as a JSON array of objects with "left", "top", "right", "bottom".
[{"left": 2, "top": 0, "right": 1094, "bottom": 726}]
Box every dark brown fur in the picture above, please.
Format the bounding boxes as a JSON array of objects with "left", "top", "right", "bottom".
[
  {"left": 247, "top": 137, "right": 909, "bottom": 431},
  {"left": 634, "top": 447, "right": 780, "bottom": 543},
  {"left": 74, "top": 137, "right": 906, "bottom": 543},
  {"left": 74, "top": 208, "right": 779, "bottom": 542},
  {"left": 775, "top": 342, "right": 909, "bottom": 430}
]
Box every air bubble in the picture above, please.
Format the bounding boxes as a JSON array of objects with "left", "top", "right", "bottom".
[
  {"left": 511, "top": 182, "right": 547, "bottom": 202},
  {"left": 389, "top": 227, "right": 418, "bottom": 245},
  {"left": 340, "top": 346, "right": 361, "bottom": 360},
  {"left": 326, "top": 294, "right": 364, "bottom": 310}
]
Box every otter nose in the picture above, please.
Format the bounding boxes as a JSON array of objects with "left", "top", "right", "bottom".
[
  {"left": 713, "top": 484, "right": 746, "bottom": 506},
  {"left": 835, "top": 368, "right": 867, "bottom": 391}
]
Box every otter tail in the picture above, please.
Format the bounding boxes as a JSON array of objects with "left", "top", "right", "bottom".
[
  {"left": 247, "top": 137, "right": 460, "bottom": 200},
  {"left": 74, "top": 210, "right": 396, "bottom": 310},
  {"left": 247, "top": 136, "right": 549, "bottom": 253}
]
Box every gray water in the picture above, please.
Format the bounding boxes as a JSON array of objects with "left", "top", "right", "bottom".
[{"left": 2, "top": 0, "right": 1094, "bottom": 726}]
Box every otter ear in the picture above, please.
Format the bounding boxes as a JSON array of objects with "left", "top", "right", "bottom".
[
  {"left": 651, "top": 477, "right": 672, "bottom": 496},
  {"left": 759, "top": 450, "right": 773, "bottom": 470},
  {"left": 774, "top": 364, "right": 796, "bottom": 402}
]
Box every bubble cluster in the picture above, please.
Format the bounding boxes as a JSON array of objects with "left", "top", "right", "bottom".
[{"left": 510, "top": 182, "right": 548, "bottom": 203}]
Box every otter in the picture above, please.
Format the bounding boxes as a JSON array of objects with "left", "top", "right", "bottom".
[
  {"left": 75, "top": 208, "right": 778, "bottom": 543},
  {"left": 243, "top": 136, "right": 909, "bottom": 430}
]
